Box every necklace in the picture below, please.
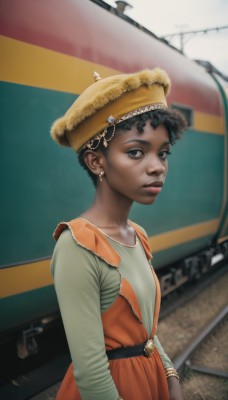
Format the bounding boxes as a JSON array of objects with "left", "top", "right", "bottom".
[
  {"left": 79, "top": 218, "right": 138, "bottom": 248},
  {"left": 98, "top": 227, "right": 138, "bottom": 248}
]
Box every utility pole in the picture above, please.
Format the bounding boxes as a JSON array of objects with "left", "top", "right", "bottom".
[{"left": 175, "top": 24, "right": 188, "bottom": 53}]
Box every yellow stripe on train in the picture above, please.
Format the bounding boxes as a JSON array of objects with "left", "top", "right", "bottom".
[
  {"left": 0, "top": 35, "right": 225, "bottom": 135},
  {"left": 0, "top": 35, "right": 118, "bottom": 94},
  {"left": 0, "top": 259, "right": 52, "bottom": 299},
  {"left": 193, "top": 113, "right": 224, "bottom": 135},
  {"left": 149, "top": 219, "right": 219, "bottom": 252},
  {"left": 0, "top": 219, "right": 220, "bottom": 299}
]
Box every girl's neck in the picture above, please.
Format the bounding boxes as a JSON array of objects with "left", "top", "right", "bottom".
[
  {"left": 79, "top": 189, "right": 135, "bottom": 246},
  {"left": 80, "top": 203, "right": 130, "bottom": 230},
  {"left": 82, "top": 186, "right": 132, "bottom": 228}
]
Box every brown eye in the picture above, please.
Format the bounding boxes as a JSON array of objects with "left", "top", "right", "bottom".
[
  {"left": 159, "top": 150, "right": 171, "bottom": 160},
  {"left": 127, "top": 149, "right": 144, "bottom": 159}
]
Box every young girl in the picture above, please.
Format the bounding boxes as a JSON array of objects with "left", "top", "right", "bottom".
[{"left": 51, "top": 68, "right": 187, "bottom": 400}]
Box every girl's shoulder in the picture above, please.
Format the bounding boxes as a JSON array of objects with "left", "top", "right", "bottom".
[
  {"left": 52, "top": 218, "right": 152, "bottom": 266},
  {"left": 53, "top": 218, "right": 121, "bottom": 268}
]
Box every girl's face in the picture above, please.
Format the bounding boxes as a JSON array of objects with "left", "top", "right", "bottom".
[{"left": 101, "top": 120, "right": 170, "bottom": 205}]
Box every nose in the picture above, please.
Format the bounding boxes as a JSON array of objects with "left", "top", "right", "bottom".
[{"left": 146, "top": 156, "right": 166, "bottom": 176}]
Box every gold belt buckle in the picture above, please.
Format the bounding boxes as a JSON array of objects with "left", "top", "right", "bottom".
[{"left": 144, "top": 339, "right": 155, "bottom": 357}]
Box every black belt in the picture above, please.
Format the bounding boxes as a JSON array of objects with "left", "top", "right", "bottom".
[{"left": 106, "top": 339, "right": 155, "bottom": 360}]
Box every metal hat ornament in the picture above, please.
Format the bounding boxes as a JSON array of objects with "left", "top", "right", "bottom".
[{"left": 51, "top": 68, "right": 171, "bottom": 152}]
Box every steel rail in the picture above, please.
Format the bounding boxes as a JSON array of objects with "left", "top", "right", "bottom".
[
  {"left": 173, "top": 306, "right": 228, "bottom": 375},
  {"left": 185, "top": 363, "right": 228, "bottom": 378}
]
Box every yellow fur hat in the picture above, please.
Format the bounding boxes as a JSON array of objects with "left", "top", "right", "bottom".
[{"left": 50, "top": 68, "right": 171, "bottom": 152}]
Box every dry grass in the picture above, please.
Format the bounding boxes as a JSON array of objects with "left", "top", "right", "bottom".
[{"left": 182, "top": 374, "right": 228, "bottom": 400}]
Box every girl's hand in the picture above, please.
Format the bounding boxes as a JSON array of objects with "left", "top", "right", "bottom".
[{"left": 167, "top": 376, "right": 184, "bottom": 400}]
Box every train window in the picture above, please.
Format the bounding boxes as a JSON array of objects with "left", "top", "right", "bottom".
[{"left": 171, "top": 103, "right": 193, "bottom": 128}]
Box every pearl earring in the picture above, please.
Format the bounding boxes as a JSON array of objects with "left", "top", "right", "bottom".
[{"left": 99, "top": 170, "right": 105, "bottom": 182}]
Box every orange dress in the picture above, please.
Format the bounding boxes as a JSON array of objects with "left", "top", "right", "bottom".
[{"left": 53, "top": 219, "right": 169, "bottom": 400}]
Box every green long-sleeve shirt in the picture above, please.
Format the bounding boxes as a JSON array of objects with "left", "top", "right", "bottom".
[{"left": 51, "top": 227, "right": 173, "bottom": 400}]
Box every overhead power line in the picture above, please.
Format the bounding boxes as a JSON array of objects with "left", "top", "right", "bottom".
[{"left": 161, "top": 25, "right": 228, "bottom": 53}]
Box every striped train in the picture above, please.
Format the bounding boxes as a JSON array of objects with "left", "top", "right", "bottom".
[{"left": 0, "top": 0, "right": 227, "bottom": 354}]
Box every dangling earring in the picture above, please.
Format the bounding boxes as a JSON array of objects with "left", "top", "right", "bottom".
[{"left": 99, "top": 170, "right": 105, "bottom": 182}]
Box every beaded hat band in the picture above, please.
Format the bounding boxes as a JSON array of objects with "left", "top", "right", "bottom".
[
  {"left": 80, "top": 102, "right": 167, "bottom": 151},
  {"left": 50, "top": 68, "right": 171, "bottom": 152}
]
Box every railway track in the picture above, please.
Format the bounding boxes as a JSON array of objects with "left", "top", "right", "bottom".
[
  {"left": 157, "top": 261, "right": 228, "bottom": 400},
  {"left": 174, "top": 305, "right": 228, "bottom": 375},
  {"left": 180, "top": 308, "right": 228, "bottom": 399}
]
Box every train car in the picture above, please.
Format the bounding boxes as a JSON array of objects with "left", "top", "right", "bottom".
[{"left": 0, "top": 0, "right": 227, "bottom": 355}]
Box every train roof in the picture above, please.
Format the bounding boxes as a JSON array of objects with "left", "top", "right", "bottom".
[
  {"left": 0, "top": 0, "right": 225, "bottom": 116},
  {"left": 92, "top": 0, "right": 228, "bottom": 82}
]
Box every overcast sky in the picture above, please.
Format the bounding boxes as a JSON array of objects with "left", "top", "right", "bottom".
[{"left": 105, "top": 0, "right": 228, "bottom": 76}]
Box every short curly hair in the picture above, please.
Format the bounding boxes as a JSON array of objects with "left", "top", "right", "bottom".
[{"left": 78, "top": 108, "right": 187, "bottom": 186}]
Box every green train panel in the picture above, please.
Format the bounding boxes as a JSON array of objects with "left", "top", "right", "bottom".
[{"left": 0, "top": 0, "right": 227, "bottom": 337}]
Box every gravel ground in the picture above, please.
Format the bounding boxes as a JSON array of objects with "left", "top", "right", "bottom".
[
  {"left": 32, "top": 385, "right": 60, "bottom": 400},
  {"left": 189, "top": 318, "right": 228, "bottom": 371},
  {"left": 157, "top": 270, "right": 228, "bottom": 399},
  {"left": 182, "top": 375, "right": 228, "bottom": 400},
  {"left": 181, "top": 317, "right": 228, "bottom": 400},
  {"left": 157, "top": 271, "right": 228, "bottom": 359}
]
